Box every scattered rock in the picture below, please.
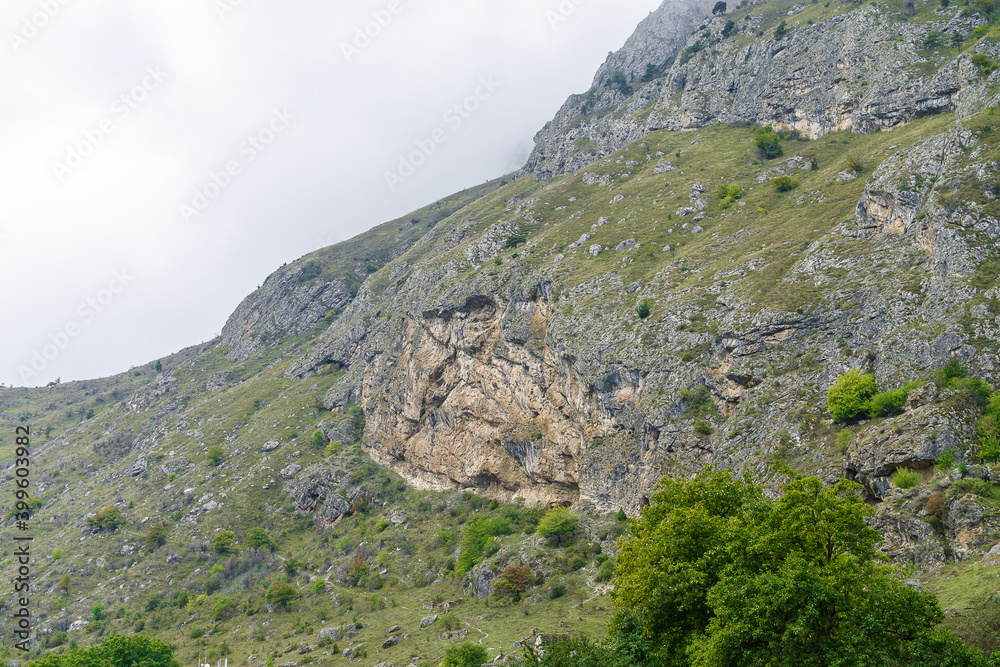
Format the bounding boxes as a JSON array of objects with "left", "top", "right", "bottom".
[
  {"left": 280, "top": 464, "right": 303, "bottom": 478},
  {"left": 382, "top": 636, "right": 401, "bottom": 649},
  {"left": 588, "top": 244, "right": 603, "bottom": 257},
  {"left": 420, "top": 615, "right": 439, "bottom": 628},
  {"left": 836, "top": 170, "right": 858, "bottom": 182},
  {"left": 615, "top": 238, "right": 637, "bottom": 252},
  {"left": 691, "top": 225, "right": 705, "bottom": 235},
  {"left": 262, "top": 441, "right": 282, "bottom": 452}
]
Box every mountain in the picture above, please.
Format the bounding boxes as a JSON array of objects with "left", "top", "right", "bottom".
[{"left": 6, "top": 0, "right": 1000, "bottom": 663}]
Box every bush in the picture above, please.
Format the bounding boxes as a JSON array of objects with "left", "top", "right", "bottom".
[
  {"left": 206, "top": 446, "right": 225, "bottom": 466},
  {"left": 827, "top": 369, "right": 878, "bottom": 422},
  {"left": 211, "top": 530, "right": 237, "bottom": 554},
  {"left": 607, "top": 69, "right": 633, "bottom": 96},
  {"left": 894, "top": 468, "right": 920, "bottom": 489},
  {"left": 298, "top": 259, "right": 322, "bottom": 282},
  {"left": 86, "top": 506, "right": 125, "bottom": 532},
  {"left": 536, "top": 507, "right": 579, "bottom": 546},
  {"left": 441, "top": 643, "right": 488, "bottom": 667},
  {"left": 266, "top": 582, "right": 299, "bottom": 609},
  {"left": 504, "top": 234, "right": 527, "bottom": 249},
  {"left": 493, "top": 564, "right": 534, "bottom": 601},
  {"left": 310, "top": 430, "right": 326, "bottom": 448},
  {"left": 636, "top": 300, "right": 652, "bottom": 319},
  {"left": 694, "top": 419, "right": 713, "bottom": 436},
  {"left": 145, "top": 523, "right": 168, "bottom": 550},
  {"left": 721, "top": 19, "right": 736, "bottom": 38},
  {"left": 937, "top": 448, "right": 957, "bottom": 471},
  {"left": 713, "top": 1, "right": 727, "bottom": 13},
  {"left": 770, "top": 175, "right": 799, "bottom": 192},
  {"left": 869, "top": 380, "right": 923, "bottom": 418},
  {"left": 718, "top": 183, "right": 743, "bottom": 209},
  {"left": 835, "top": 429, "right": 854, "bottom": 454},
  {"left": 754, "top": 125, "right": 783, "bottom": 159},
  {"left": 934, "top": 357, "right": 969, "bottom": 387},
  {"left": 324, "top": 440, "right": 342, "bottom": 457},
  {"left": 246, "top": 527, "right": 277, "bottom": 551}
]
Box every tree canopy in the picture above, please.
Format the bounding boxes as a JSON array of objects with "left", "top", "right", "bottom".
[
  {"left": 531, "top": 469, "right": 986, "bottom": 666},
  {"left": 28, "top": 634, "right": 180, "bottom": 667}
]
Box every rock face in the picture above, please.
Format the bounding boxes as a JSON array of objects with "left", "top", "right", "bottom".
[
  {"left": 221, "top": 259, "right": 352, "bottom": 362},
  {"left": 521, "top": 2, "right": 995, "bottom": 179}
]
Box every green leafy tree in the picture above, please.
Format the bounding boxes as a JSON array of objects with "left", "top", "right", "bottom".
[
  {"left": 441, "top": 643, "right": 488, "bottom": 667},
  {"left": 27, "top": 634, "right": 181, "bottom": 667},
  {"left": 211, "top": 529, "right": 237, "bottom": 554},
  {"left": 712, "top": 1, "right": 727, "bottom": 13},
  {"left": 827, "top": 369, "right": 877, "bottom": 421},
  {"left": 610, "top": 469, "right": 984, "bottom": 666},
  {"left": 606, "top": 69, "right": 633, "bottom": 96},
  {"left": 774, "top": 18, "right": 788, "bottom": 39},
  {"left": 86, "top": 506, "right": 126, "bottom": 532},
  {"left": 754, "top": 125, "right": 783, "bottom": 159},
  {"left": 146, "top": 522, "right": 168, "bottom": 550},
  {"left": 154, "top": 360, "right": 162, "bottom": 373},
  {"left": 206, "top": 445, "right": 225, "bottom": 466},
  {"left": 310, "top": 430, "right": 327, "bottom": 448},
  {"left": 536, "top": 506, "right": 579, "bottom": 546},
  {"left": 266, "top": 581, "right": 299, "bottom": 609},
  {"left": 211, "top": 595, "right": 237, "bottom": 621},
  {"left": 246, "top": 526, "right": 277, "bottom": 552}
]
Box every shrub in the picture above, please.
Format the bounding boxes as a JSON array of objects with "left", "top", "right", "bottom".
[
  {"left": 616, "top": 508, "right": 628, "bottom": 522},
  {"left": 770, "top": 175, "right": 799, "bottom": 192},
  {"left": 441, "top": 643, "right": 488, "bottom": 667},
  {"left": 86, "top": 506, "right": 125, "bottom": 532},
  {"left": 536, "top": 507, "right": 579, "bottom": 546},
  {"left": 206, "top": 446, "right": 225, "bottom": 466},
  {"left": 953, "top": 377, "right": 993, "bottom": 406},
  {"left": 298, "top": 259, "right": 322, "bottom": 282},
  {"left": 713, "top": 1, "right": 727, "bottom": 13},
  {"left": 266, "top": 582, "right": 299, "bottom": 609},
  {"left": 493, "top": 564, "right": 534, "bottom": 601},
  {"left": 924, "top": 489, "right": 948, "bottom": 534},
  {"left": 718, "top": 183, "right": 743, "bottom": 209},
  {"left": 211, "top": 530, "right": 237, "bottom": 554},
  {"left": 504, "top": 234, "right": 527, "bottom": 249},
  {"left": 937, "top": 448, "right": 958, "bottom": 471},
  {"left": 827, "top": 369, "right": 877, "bottom": 421},
  {"left": 774, "top": 18, "right": 788, "bottom": 39},
  {"left": 754, "top": 125, "right": 783, "bottom": 159},
  {"left": 310, "top": 430, "right": 326, "bottom": 448},
  {"left": 324, "top": 440, "right": 342, "bottom": 457},
  {"left": 934, "top": 357, "right": 969, "bottom": 387},
  {"left": 894, "top": 468, "right": 920, "bottom": 489},
  {"left": 211, "top": 595, "right": 236, "bottom": 621},
  {"left": 246, "top": 527, "right": 276, "bottom": 551},
  {"left": 835, "top": 429, "right": 854, "bottom": 454},
  {"left": 607, "top": 69, "right": 633, "bottom": 96},
  {"left": 146, "top": 523, "right": 168, "bottom": 550},
  {"left": 868, "top": 380, "right": 923, "bottom": 418},
  {"left": 636, "top": 300, "right": 652, "bottom": 319},
  {"left": 721, "top": 19, "right": 736, "bottom": 38},
  {"left": 694, "top": 419, "right": 713, "bottom": 436},
  {"left": 92, "top": 604, "right": 105, "bottom": 621}
]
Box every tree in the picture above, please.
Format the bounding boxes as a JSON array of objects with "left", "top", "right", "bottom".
[
  {"left": 56, "top": 575, "right": 71, "bottom": 595},
  {"left": 206, "top": 445, "right": 225, "bottom": 466},
  {"left": 712, "top": 1, "right": 727, "bottom": 13},
  {"left": 86, "top": 506, "right": 126, "bottom": 532},
  {"left": 310, "top": 430, "right": 327, "bottom": 448},
  {"left": 91, "top": 604, "right": 105, "bottom": 621},
  {"left": 27, "top": 634, "right": 181, "bottom": 667},
  {"left": 721, "top": 19, "right": 736, "bottom": 38},
  {"left": 146, "top": 523, "right": 168, "bottom": 550},
  {"left": 155, "top": 360, "right": 162, "bottom": 373},
  {"left": 246, "top": 527, "right": 277, "bottom": 552},
  {"left": 610, "top": 469, "right": 985, "bottom": 666},
  {"left": 441, "top": 643, "right": 488, "bottom": 667},
  {"left": 211, "top": 529, "right": 237, "bottom": 554},
  {"left": 607, "top": 69, "right": 633, "bottom": 96},
  {"left": 536, "top": 506, "right": 579, "bottom": 546},
  {"left": 827, "top": 368, "right": 877, "bottom": 421},
  {"left": 266, "top": 582, "right": 299, "bottom": 609},
  {"left": 774, "top": 18, "right": 788, "bottom": 39},
  {"left": 493, "top": 564, "right": 535, "bottom": 601},
  {"left": 754, "top": 125, "right": 783, "bottom": 160}
]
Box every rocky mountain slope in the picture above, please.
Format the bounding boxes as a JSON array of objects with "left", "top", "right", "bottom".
[{"left": 7, "top": 0, "right": 1000, "bottom": 663}]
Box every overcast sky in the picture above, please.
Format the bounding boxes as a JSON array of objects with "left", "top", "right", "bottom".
[{"left": 0, "top": 0, "right": 664, "bottom": 388}]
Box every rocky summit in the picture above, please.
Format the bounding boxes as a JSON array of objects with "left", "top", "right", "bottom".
[{"left": 7, "top": 0, "right": 1000, "bottom": 663}]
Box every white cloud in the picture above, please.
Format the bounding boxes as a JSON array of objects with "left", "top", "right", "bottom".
[{"left": 0, "top": 0, "right": 664, "bottom": 386}]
